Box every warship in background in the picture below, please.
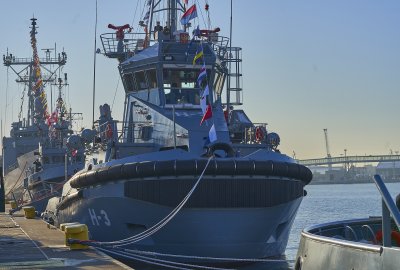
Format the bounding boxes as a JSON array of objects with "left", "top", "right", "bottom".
[{"left": 2, "top": 18, "right": 85, "bottom": 212}]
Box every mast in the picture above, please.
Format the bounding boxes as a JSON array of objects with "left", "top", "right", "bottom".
[
  {"left": 3, "top": 18, "right": 67, "bottom": 127},
  {"left": 169, "top": 0, "right": 178, "bottom": 35},
  {"left": 226, "top": 0, "right": 233, "bottom": 111},
  {"left": 92, "top": 0, "right": 98, "bottom": 128}
]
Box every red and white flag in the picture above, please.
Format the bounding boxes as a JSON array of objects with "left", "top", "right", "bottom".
[{"left": 200, "top": 104, "right": 212, "bottom": 125}]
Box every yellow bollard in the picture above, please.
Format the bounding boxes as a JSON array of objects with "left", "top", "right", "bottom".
[
  {"left": 64, "top": 224, "right": 89, "bottom": 250},
  {"left": 22, "top": 206, "right": 36, "bottom": 219},
  {"left": 10, "top": 201, "right": 17, "bottom": 210},
  {"left": 59, "top": 222, "right": 80, "bottom": 231}
]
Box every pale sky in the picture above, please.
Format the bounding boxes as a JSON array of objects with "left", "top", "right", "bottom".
[{"left": 0, "top": 0, "right": 399, "bottom": 159}]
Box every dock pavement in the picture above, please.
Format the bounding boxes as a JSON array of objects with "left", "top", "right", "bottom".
[{"left": 0, "top": 204, "right": 133, "bottom": 269}]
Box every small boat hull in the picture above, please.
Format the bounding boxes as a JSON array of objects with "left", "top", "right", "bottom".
[{"left": 295, "top": 218, "right": 400, "bottom": 270}]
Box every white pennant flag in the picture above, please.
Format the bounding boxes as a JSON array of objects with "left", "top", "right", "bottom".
[
  {"left": 209, "top": 124, "right": 217, "bottom": 142},
  {"left": 200, "top": 85, "right": 209, "bottom": 114}
]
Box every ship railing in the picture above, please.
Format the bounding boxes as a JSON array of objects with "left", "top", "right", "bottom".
[
  {"left": 16, "top": 73, "right": 56, "bottom": 83},
  {"left": 210, "top": 35, "right": 230, "bottom": 59},
  {"left": 372, "top": 174, "right": 400, "bottom": 247},
  {"left": 94, "top": 120, "right": 152, "bottom": 144},
  {"left": 3, "top": 55, "right": 66, "bottom": 66},
  {"left": 244, "top": 123, "right": 269, "bottom": 144},
  {"left": 100, "top": 32, "right": 157, "bottom": 60},
  {"left": 230, "top": 122, "right": 268, "bottom": 144}
]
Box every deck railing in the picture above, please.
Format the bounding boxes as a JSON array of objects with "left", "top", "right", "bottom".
[{"left": 373, "top": 174, "right": 400, "bottom": 247}]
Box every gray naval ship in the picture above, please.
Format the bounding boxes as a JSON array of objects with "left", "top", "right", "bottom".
[
  {"left": 2, "top": 18, "right": 85, "bottom": 211},
  {"left": 21, "top": 83, "right": 86, "bottom": 212},
  {"left": 45, "top": 0, "right": 312, "bottom": 261}
]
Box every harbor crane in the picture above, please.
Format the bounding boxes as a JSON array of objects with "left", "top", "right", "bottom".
[{"left": 323, "top": 129, "right": 333, "bottom": 174}]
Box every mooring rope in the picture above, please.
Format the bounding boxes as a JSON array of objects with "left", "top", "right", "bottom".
[
  {"left": 96, "top": 246, "right": 235, "bottom": 270},
  {"left": 120, "top": 248, "right": 289, "bottom": 263},
  {"left": 91, "top": 156, "right": 213, "bottom": 246}
]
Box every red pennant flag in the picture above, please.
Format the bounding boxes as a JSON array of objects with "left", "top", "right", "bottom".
[{"left": 200, "top": 105, "right": 212, "bottom": 125}]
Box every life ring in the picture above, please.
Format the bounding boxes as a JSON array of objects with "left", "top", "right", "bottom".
[
  {"left": 375, "top": 230, "right": 400, "bottom": 246},
  {"left": 255, "top": 126, "right": 265, "bottom": 141},
  {"left": 106, "top": 123, "right": 113, "bottom": 139}
]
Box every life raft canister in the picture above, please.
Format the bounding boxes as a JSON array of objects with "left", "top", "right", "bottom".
[
  {"left": 255, "top": 126, "right": 265, "bottom": 142},
  {"left": 106, "top": 123, "right": 113, "bottom": 139}
]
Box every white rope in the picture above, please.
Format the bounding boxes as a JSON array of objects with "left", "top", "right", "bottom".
[
  {"left": 98, "top": 156, "right": 213, "bottom": 246},
  {"left": 131, "top": 250, "right": 289, "bottom": 263},
  {"left": 122, "top": 248, "right": 289, "bottom": 263},
  {"left": 96, "top": 246, "right": 234, "bottom": 270}
]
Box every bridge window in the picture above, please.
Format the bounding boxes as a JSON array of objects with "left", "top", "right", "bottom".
[
  {"left": 163, "top": 68, "right": 210, "bottom": 105},
  {"left": 135, "top": 71, "right": 147, "bottom": 90},
  {"left": 147, "top": 69, "right": 157, "bottom": 89},
  {"left": 123, "top": 73, "right": 135, "bottom": 92}
]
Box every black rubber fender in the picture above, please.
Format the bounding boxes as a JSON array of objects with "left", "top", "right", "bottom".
[
  {"left": 175, "top": 160, "right": 197, "bottom": 176},
  {"left": 254, "top": 160, "right": 274, "bottom": 175},
  {"left": 107, "top": 164, "right": 124, "bottom": 181},
  {"left": 121, "top": 162, "right": 139, "bottom": 179},
  {"left": 155, "top": 160, "right": 176, "bottom": 177},
  {"left": 235, "top": 160, "right": 255, "bottom": 176},
  {"left": 69, "top": 159, "right": 313, "bottom": 189},
  {"left": 136, "top": 161, "right": 157, "bottom": 178},
  {"left": 271, "top": 161, "right": 288, "bottom": 177}
]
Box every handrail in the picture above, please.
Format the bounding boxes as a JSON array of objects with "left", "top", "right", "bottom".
[
  {"left": 298, "top": 154, "right": 400, "bottom": 166},
  {"left": 373, "top": 174, "right": 400, "bottom": 247}
]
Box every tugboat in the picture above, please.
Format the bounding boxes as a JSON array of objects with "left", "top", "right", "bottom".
[
  {"left": 47, "top": 0, "right": 312, "bottom": 261},
  {"left": 2, "top": 18, "right": 85, "bottom": 212}
]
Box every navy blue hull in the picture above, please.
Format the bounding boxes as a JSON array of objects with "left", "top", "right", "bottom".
[{"left": 56, "top": 178, "right": 303, "bottom": 260}]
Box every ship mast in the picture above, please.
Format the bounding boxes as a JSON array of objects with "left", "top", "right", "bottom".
[
  {"left": 168, "top": 0, "right": 178, "bottom": 35},
  {"left": 2, "top": 18, "right": 67, "bottom": 127}
]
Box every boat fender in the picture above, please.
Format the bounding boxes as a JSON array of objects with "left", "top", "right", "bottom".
[
  {"left": 298, "top": 165, "right": 313, "bottom": 185},
  {"left": 235, "top": 160, "right": 255, "bottom": 175},
  {"left": 205, "top": 142, "right": 235, "bottom": 158},
  {"left": 69, "top": 159, "right": 313, "bottom": 189},
  {"left": 271, "top": 162, "right": 288, "bottom": 177},
  {"left": 254, "top": 160, "right": 274, "bottom": 175},
  {"left": 375, "top": 230, "right": 400, "bottom": 246}
]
